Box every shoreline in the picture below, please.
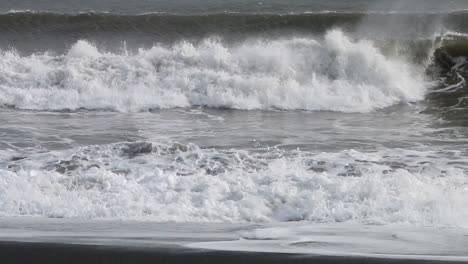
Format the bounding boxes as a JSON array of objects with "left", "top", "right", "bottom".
[
  {"left": 0, "top": 240, "right": 464, "bottom": 264},
  {"left": 0, "top": 218, "right": 467, "bottom": 263}
]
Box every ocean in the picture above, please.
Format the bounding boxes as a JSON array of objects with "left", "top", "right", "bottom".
[{"left": 0, "top": 0, "right": 468, "bottom": 261}]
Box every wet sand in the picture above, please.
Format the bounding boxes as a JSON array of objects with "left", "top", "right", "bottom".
[{"left": 1, "top": 240, "right": 464, "bottom": 264}]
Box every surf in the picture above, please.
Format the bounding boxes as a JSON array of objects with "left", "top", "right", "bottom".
[{"left": 0, "top": 29, "right": 427, "bottom": 112}]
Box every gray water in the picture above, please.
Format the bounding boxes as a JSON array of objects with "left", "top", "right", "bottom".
[
  {"left": 0, "top": 0, "right": 467, "bottom": 227},
  {"left": 2, "top": 0, "right": 468, "bottom": 14}
]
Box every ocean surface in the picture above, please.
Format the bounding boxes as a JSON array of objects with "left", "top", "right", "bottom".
[{"left": 1, "top": 0, "right": 468, "bottom": 254}]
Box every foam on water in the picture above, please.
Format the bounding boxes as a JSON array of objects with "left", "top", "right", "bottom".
[
  {"left": 0, "top": 30, "right": 426, "bottom": 112},
  {"left": 0, "top": 142, "right": 467, "bottom": 226}
]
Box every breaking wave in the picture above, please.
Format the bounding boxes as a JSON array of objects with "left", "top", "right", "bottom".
[{"left": 0, "top": 29, "right": 427, "bottom": 112}]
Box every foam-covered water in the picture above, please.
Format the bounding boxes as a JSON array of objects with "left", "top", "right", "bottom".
[{"left": 0, "top": 140, "right": 467, "bottom": 226}]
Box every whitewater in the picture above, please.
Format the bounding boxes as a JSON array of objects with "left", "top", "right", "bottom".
[
  {"left": 1, "top": 141, "right": 468, "bottom": 225},
  {"left": 0, "top": 0, "right": 468, "bottom": 232},
  {"left": 1, "top": 1, "right": 468, "bottom": 263},
  {"left": 0, "top": 30, "right": 426, "bottom": 112}
]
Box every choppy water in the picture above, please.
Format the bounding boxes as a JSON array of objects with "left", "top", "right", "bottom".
[{"left": 0, "top": 0, "right": 468, "bottom": 227}]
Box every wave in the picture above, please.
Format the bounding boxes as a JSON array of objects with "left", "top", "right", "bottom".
[
  {"left": 0, "top": 11, "right": 467, "bottom": 39},
  {"left": 0, "top": 29, "right": 426, "bottom": 112},
  {"left": 1, "top": 141, "right": 467, "bottom": 225}
]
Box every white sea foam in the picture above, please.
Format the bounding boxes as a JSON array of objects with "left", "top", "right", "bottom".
[
  {"left": 0, "top": 30, "right": 427, "bottom": 112},
  {"left": 0, "top": 142, "right": 467, "bottom": 226}
]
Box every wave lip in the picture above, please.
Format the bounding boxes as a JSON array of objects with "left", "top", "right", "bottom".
[{"left": 0, "top": 30, "right": 426, "bottom": 112}]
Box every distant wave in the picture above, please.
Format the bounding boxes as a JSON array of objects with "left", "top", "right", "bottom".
[
  {"left": 0, "top": 11, "right": 467, "bottom": 37},
  {"left": 5, "top": 9, "right": 468, "bottom": 15}
]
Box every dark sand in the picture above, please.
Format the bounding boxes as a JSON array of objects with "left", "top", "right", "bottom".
[{"left": 0, "top": 240, "right": 466, "bottom": 264}]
